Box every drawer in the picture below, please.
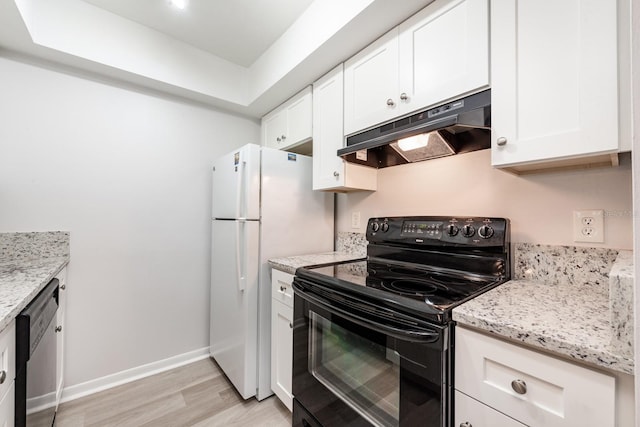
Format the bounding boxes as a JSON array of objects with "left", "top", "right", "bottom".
[
  {"left": 0, "top": 321, "right": 15, "bottom": 403},
  {"left": 271, "top": 269, "right": 294, "bottom": 308},
  {"left": 455, "top": 390, "right": 526, "bottom": 427},
  {"left": 455, "top": 327, "right": 615, "bottom": 427}
]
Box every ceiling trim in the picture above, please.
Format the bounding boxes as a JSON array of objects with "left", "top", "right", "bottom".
[{"left": 1, "top": 0, "right": 434, "bottom": 117}]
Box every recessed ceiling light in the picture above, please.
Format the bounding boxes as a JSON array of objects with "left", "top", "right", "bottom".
[{"left": 168, "top": 0, "right": 188, "bottom": 10}]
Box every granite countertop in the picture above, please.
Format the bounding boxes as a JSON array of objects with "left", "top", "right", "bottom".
[
  {"left": 0, "top": 231, "right": 70, "bottom": 334},
  {"left": 269, "top": 251, "right": 364, "bottom": 275},
  {"left": 453, "top": 251, "right": 634, "bottom": 375},
  {"left": 0, "top": 256, "right": 69, "bottom": 333}
]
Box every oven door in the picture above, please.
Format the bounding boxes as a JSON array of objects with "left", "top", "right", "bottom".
[{"left": 292, "top": 279, "right": 450, "bottom": 427}]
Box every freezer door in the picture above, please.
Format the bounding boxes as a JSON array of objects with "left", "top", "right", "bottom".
[
  {"left": 212, "top": 144, "right": 261, "bottom": 220},
  {"left": 210, "top": 219, "right": 260, "bottom": 399}
]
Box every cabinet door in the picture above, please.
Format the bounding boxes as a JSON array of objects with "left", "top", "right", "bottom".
[
  {"left": 283, "top": 86, "right": 312, "bottom": 149},
  {"left": 313, "top": 65, "right": 377, "bottom": 192},
  {"left": 55, "top": 268, "right": 67, "bottom": 408},
  {"left": 313, "top": 65, "right": 346, "bottom": 190},
  {"left": 0, "top": 383, "right": 15, "bottom": 427},
  {"left": 491, "top": 0, "right": 618, "bottom": 169},
  {"left": 270, "top": 298, "right": 293, "bottom": 411},
  {"left": 344, "top": 28, "right": 399, "bottom": 136},
  {"left": 262, "top": 110, "right": 287, "bottom": 150},
  {"left": 456, "top": 327, "right": 615, "bottom": 427},
  {"left": 398, "top": 0, "right": 489, "bottom": 115},
  {"left": 455, "top": 391, "right": 526, "bottom": 427},
  {"left": 0, "top": 322, "right": 15, "bottom": 406}
]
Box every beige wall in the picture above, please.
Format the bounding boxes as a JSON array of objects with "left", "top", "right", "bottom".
[{"left": 337, "top": 149, "right": 633, "bottom": 249}]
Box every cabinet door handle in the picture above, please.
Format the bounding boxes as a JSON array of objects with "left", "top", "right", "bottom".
[
  {"left": 61, "top": 284, "right": 66, "bottom": 290},
  {"left": 0, "top": 370, "right": 6, "bottom": 384},
  {"left": 279, "top": 285, "right": 287, "bottom": 292},
  {"left": 55, "top": 326, "right": 62, "bottom": 333},
  {"left": 497, "top": 137, "right": 508, "bottom": 146},
  {"left": 386, "top": 98, "right": 395, "bottom": 107},
  {"left": 289, "top": 323, "right": 293, "bottom": 329},
  {"left": 400, "top": 92, "right": 408, "bottom": 101},
  {"left": 276, "top": 137, "right": 281, "bottom": 142},
  {"left": 281, "top": 134, "right": 286, "bottom": 141},
  {"left": 511, "top": 379, "right": 527, "bottom": 394},
  {"left": 460, "top": 422, "right": 472, "bottom": 427},
  {"left": 333, "top": 171, "right": 340, "bottom": 178}
]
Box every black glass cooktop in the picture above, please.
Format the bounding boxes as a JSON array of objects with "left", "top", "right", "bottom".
[{"left": 302, "top": 258, "right": 502, "bottom": 312}]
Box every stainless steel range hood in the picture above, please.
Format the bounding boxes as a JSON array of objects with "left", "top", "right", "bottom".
[{"left": 338, "top": 90, "right": 491, "bottom": 168}]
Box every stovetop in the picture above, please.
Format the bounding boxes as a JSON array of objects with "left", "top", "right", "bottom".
[{"left": 295, "top": 216, "right": 511, "bottom": 324}]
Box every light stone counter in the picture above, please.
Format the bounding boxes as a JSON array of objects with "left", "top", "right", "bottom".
[
  {"left": 454, "top": 246, "right": 634, "bottom": 375},
  {"left": 268, "top": 231, "right": 367, "bottom": 274},
  {"left": 0, "top": 232, "right": 70, "bottom": 333},
  {"left": 0, "top": 256, "right": 69, "bottom": 333},
  {"left": 269, "top": 252, "right": 364, "bottom": 275}
]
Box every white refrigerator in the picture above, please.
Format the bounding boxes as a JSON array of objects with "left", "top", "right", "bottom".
[{"left": 210, "top": 143, "right": 334, "bottom": 400}]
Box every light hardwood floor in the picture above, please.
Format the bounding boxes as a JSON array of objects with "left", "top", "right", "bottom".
[{"left": 55, "top": 358, "right": 292, "bottom": 427}]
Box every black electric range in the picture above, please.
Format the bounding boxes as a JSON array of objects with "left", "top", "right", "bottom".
[{"left": 292, "top": 216, "right": 510, "bottom": 427}]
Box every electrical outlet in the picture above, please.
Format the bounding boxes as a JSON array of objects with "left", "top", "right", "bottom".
[
  {"left": 351, "top": 211, "right": 361, "bottom": 229},
  {"left": 573, "top": 210, "right": 604, "bottom": 243}
]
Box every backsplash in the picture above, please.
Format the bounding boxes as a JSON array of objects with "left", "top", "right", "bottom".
[
  {"left": 336, "top": 232, "right": 367, "bottom": 257},
  {"left": 609, "top": 251, "right": 634, "bottom": 358},
  {"left": 513, "top": 243, "right": 619, "bottom": 293},
  {"left": 0, "top": 232, "right": 70, "bottom": 261}
]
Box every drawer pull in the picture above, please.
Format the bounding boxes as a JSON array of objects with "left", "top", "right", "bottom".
[
  {"left": 511, "top": 379, "right": 527, "bottom": 394},
  {"left": 279, "top": 286, "right": 287, "bottom": 292},
  {"left": 55, "top": 326, "right": 62, "bottom": 333},
  {"left": 0, "top": 370, "right": 5, "bottom": 384},
  {"left": 460, "top": 422, "right": 472, "bottom": 427},
  {"left": 61, "top": 284, "right": 66, "bottom": 290}
]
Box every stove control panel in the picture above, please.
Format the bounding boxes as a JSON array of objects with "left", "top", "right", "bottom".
[{"left": 367, "top": 216, "right": 509, "bottom": 247}]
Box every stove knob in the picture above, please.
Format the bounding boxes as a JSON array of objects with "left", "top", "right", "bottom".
[
  {"left": 446, "top": 224, "right": 459, "bottom": 236},
  {"left": 478, "top": 225, "right": 494, "bottom": 239},
  {"left": 462, "top": 224, "right": 475, "bottom": 237},
  {"left": 371, "top": 222, "right": 380, "bottom": 232},
  {"left": 381, "top": 222, "right": 389, "bottom": 232}
]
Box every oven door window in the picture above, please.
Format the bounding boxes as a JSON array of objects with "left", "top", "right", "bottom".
[{"left": 309, "top": 311, "right": 399, "bottom": 427}]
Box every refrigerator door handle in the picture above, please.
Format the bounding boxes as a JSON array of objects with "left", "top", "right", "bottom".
[
  {"left": 235, "top": 155, "right": 246, "bottom": 220},
  {"left": 236, "top": 219, "right": 246, "bottom": 292}
]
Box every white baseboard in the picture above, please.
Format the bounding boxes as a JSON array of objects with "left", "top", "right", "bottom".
[{"left": 60, "top": 347, "right": 210, "bottom": 404}]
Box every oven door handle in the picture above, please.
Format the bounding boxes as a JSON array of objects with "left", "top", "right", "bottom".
[{"left": 293, "top": 282, "right": 441, "bottom": 343}]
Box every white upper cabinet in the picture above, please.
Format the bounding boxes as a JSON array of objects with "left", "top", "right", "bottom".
[
  {"left": 344, "top": 0, "right": 489, "bottom": 136},
  {"left": 343, "top": 28, "right": 399, "bottom": 136},
  {"left": 262, "top": 87, "right": 312, "bottom": 151},
  {"left": 313, "top": 64, "right": 377, "bottom": 192},
  {"left": 397, "top": 0, "right": 489, "bottom": 114},
  {"left": 491, "top": 0, "right": 621, "bottom": 172}
]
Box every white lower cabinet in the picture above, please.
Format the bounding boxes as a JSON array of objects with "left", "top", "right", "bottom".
[
  {"left": 0, "top": 383, "right": 15, "bottom": 427},
  {"left": 455, "top": 327, "right": 615, "bottom": 427},
  {"left": 270, "top": 270, "right": 294, "bottom": 411},
  {"left": 0, "top": 321, "right": 15, "bottom": 427},
  {"left": 455, "top": 390, "right": 525, "bottom": 427},
  {"left": 55, "top": 268, "right": 67, "bottom": 407}
]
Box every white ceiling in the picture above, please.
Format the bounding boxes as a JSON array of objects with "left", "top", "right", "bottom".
[
  {"left": 0, "top": 0, "right": 434, "bottom": 116},
  {"left": 80, "top": 0, "right": 315, "bottom": 67}
]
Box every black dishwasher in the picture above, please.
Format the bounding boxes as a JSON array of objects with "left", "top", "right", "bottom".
[{"left": 16, "top": 278, "right": 60, "bottom": 427}]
